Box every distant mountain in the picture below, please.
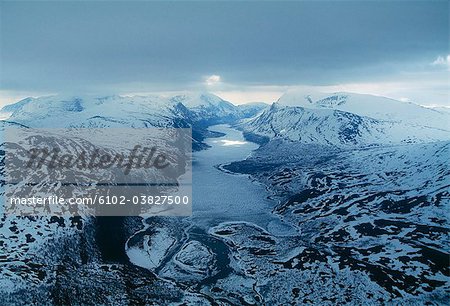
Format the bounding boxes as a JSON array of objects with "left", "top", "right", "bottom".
[
  {"left": 241, "top": 93, "right": 450, "bottom": 147},
  {"left": 429, "top": 106, "right": 450, "bottom": 114},
  {"left": 0, "top": 92, "right": 260, "bottom": 129},
  {"left": 1, "top": 95, "right": 186, "bottom": 128},
  {"left": 170, "top": 92, "right": 240, "bottom": 125},
  {"left": 0, "top": 97, "right": 34, "bottom": 114},
  {"left": 236, "top": 102, "right": 268, "bottom": 118},
  {"left": 278, "top": 91, "right": 450, "bottom": 130},
  {"left": 0, "top": 92, "right": 264, "bottom": 151}
]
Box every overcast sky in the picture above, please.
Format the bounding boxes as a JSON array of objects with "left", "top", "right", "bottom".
[{"left": 0, "top": 1, "right": 448, "bottom": 106}]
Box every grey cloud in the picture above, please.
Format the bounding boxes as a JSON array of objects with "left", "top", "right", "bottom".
[{"left": 0, "top": 1, "right": 448, "bottom": 93}]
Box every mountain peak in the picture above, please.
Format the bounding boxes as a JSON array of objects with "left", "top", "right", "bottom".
[{"left": 170, "top": 92, "right": 228, "bottom": 107}]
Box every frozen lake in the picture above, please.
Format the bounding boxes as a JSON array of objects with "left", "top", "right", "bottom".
[
  {"left": 126, "top": 124, "right": 296, "bottom": 271},
  {"left": 190, "top": 124, "right": 295, "bottom": 236}
]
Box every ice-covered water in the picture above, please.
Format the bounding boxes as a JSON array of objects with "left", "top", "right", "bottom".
[
  {"left": 127, "top": 125, "right": 296, "bottom": 270},
  {"left": 190, "top": 124, "right": 296, "bottom": 236}
]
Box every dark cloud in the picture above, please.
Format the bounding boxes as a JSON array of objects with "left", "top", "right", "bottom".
[{"left": 0, "top": 1, "right": 448, "bottom": 93}]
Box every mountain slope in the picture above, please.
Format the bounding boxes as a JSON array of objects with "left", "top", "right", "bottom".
[
  {"left": 170, "top": 92, "right": 240, "bottom": 125},
  {"left": 221, "top": 139, "right": 450, "bottom": 302},
  {"left": 242, "top": 103, "right": 450, "bottom": 147},
  {"left": 236, "top": 102, "right": 268, "bottom": 118},
  {"left": 1, "top": 92, "right": 253, "bottom": 129},
  {"left": 2, "top": 95, "right": 184, "bottom": 128},
  {"left": 278, "top": 91, "right": 450, "bottom": 130},
  {"left": 0, "top": 97, "right": 34, "bottom": 115},
  {"left": 0, "top": 93, "right": 255, "bottom": 150}
]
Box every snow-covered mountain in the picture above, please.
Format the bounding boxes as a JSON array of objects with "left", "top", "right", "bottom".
[
  {"left": 278, "top": 91, "right": 450, "bottom": 130},
  {"left": 0, "top": 92, "right": 269, "bottom": 129},
  {"left": 0, "top": 93, "right": 260, "bottom": 150},
  {"left": 169, "top": 92, "right": 240, "bottom": 125},
  {"left": 241, "top": 93, "right": 450, "bottom": 147},
  {"left": 430, "top": 106, "right": 450, "bottom": 114},
  {"left": 221, "top": 138, "right": 450, "bottom": 303},
  {"left": 236, "top": 102, "right": 268, "bottom": 118},
  {"left": 1, "top": 95, "right": 188, "bottom": 128},
  {"left": 218, "top": 91, "right": 450, "bottom": 303},
  {"left": 0, "top": 97, "right": 34, "bottom": 115}
]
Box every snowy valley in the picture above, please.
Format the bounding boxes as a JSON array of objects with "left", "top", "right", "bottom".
[{"left": 0, "top": 92, "right": 449, "bottom": 305}]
